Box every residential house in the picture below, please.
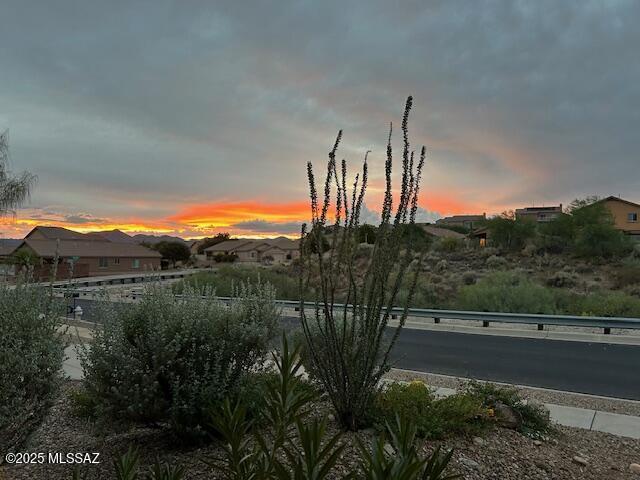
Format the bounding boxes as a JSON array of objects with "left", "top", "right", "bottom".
[
  {"left": 515, "top": 205, "right": 563, "bottom": 223},
  {"left": 204, "top": 237, "right": 300, "bottom": 264},
  {"left": 419, "top": 225, "right": 467, "bottom": 240},
  {"left": 435, "top": 214, "right": 486, "bottom": 230},
  {"left": 598, "top": 196, "right": 640, "bottom": 237},
  {"left": 13, "top": 226, "right": 161, "bottom": 280}
]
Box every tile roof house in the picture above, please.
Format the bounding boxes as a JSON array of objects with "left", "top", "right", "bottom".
[
  {"left": 419, "top": 225, "right": 467, "bottom": 239},
  {"left": 13, "top": 226, "right": 161, "bottom": 280},
  {"left": 204, "top": 237, "right": 300, "bottom": 264}
]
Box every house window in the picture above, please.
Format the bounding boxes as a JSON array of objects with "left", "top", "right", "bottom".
[
  {"left": 628, "top": 212, "right": 638, "bottom": 222},
  {"left": 114, "top": 258, "right": 120, "bottom": 265},
  {"left": 132, "top": 259, "right": 140, "bottom": 269},
  {"left": 99, "top": 257, "right": 109, "bottom": 268}
]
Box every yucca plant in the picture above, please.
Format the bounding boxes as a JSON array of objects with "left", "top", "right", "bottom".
[
  {"left": 114, "top": 446, "right": 141, "bottom": 480},
  {"left": 274, "top": 418, "right": 351, "bottom": 480},
  {"left": 357, "top": 416, "right": 461, "bottom": 480},
  {"left": 300, "top": 96, "right": 426, "bottom": 430},
  {"left": 209, "top": 335, "right": 349, "bottom": 480}
]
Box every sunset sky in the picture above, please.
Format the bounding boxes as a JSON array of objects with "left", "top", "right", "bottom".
[{"left": 1, "top": 1, "right": 639, "bottom": 239}]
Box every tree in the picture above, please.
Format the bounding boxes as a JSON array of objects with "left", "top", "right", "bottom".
[
  {"left": 0, "top": 131, "right": 36, "bottom": 217},
  {"left": 356, "top": 224, "right": 378, "bottom": 244},
  {"left": 300, "top": 97, "right": 425, "bottom": 430},
  {"left": 541, "top": 197, "right": 631, "bottom": 258},
  {"left": 154, "top": 241, "right": 191, "bottom": 267},
  {"left": 10, "top": 249, "right": 39, "bottom": 269},
  {"left": 196, "top": 233, "right": 230, "bottom": 254},
  {"left": 483, "top": 211, "right": 536, "bottom": 251}
]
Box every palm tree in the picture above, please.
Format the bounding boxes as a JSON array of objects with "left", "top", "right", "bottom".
[{"left": 0, "top": 130, "right": 36, "bottom": 216}]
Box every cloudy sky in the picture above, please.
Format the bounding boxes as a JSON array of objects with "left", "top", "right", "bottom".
[{"left": 1, "top": 1, "right": 638, "bottom": 238}]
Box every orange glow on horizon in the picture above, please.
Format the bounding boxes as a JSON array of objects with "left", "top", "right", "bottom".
[{"left": 169, "top": 200, "right": 311, "bottom": 229}]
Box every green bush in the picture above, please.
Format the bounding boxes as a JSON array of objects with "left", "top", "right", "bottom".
[
  {"left": 373, "top": 382, "right": 484, "bottom": 439},
  {"left": 177, "top": 265, "right": 299, "bottom": 300},
  {"left": 485, "top": 255, "right": 508, "bottom": 270},
  {"left": 79, "top": 281, "right": 278, "bottom": 441},
  {"left": 563, "top": 290, "right": 640, "bottom": 317},
  {"left": 464, "top": 382, "right": 551, "bottom": 437},
  {"left": 435, "top": 237, "right": 464, "bottom": 253},
  {"left": 613, "top": 260, "right": 640, "bottom": 289},
  {"left": 0, "top": 282, "right": 66, "bottom": 452},
  {"left": 455, "top": 272, "right": 558, "bottom": 314}
]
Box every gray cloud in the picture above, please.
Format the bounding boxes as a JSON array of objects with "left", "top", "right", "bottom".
[{"left": 1, "top": 0, "right": 639, "bottom": 233}]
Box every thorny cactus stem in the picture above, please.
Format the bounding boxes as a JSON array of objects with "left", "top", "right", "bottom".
[{"left": 299, "top": 96, "right": 426, "bottom": 430}]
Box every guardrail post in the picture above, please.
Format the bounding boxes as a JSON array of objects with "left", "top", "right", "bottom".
[
  {"left": 603, "top": 327, "right": 611, "bottom": 335},
  {"left": 482, "top": 321, "right": 490, "bottom": 328},
  {"left": 537, "top": 324, "right": 544, "bottom": 331},
  {"left": 434, "top": 317, "right": 440, "bottom": 324}
]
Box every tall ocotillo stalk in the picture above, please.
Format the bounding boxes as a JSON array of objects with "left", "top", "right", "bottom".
[{"left": 299, "top": 96, "right": 426, "bottom": 430}]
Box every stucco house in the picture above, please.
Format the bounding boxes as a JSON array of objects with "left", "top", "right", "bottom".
[
  {"left": 515, "top": 205, "right": 563, "bottom": 223},
  {"left": 12, "top": 226, "right": 161, "bottom": 279},
  {"left": 598, "top": 196, "right": 640, "bottom": 237},
  {"left": 205, "top": 237, "right": 300, "bottom": 264}
]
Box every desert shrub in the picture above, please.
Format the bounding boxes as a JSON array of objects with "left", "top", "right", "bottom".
[
  {"left": 373, "top": 382, "right": 484, "bottom": 439},
  {"left": 213, "top": 252, "right": 238, "bottom": 263},
  {"left": 462, "top": 272, "right": 477, "bottom": 285},
  {"left": 435, "top": 259, "right": 448, "bottom": 273},
  {"left": 435, "top": 237, "right": 464, "bottom": 253},
  {"left": 0, "top": 281, "right": 66, "bottom": 452},
  {"left": 455, "top": 272, "right": 557, "bottom": 314},
  {"left": 177, "top": 265, "right": 299, "bottom": 300},
  {"left": 545, "top": 270, "right": 577, "bottom": 288},
  {"left": 79, "top": 281, "right": 278, "bottom": 441},
  {"left": 485, "top": 255, "right": 508, "bottom": 270},
  {"left": 464, "top": 382, "right": 551, "bottom": 437},
  {"left": 613, "top": 260, "right": 640, "bottom": 289},
  {"left": 564, "top": 290, "right": 640, "bottom": 318}
]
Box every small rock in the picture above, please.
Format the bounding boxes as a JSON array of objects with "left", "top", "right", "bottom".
[
  {"left": 494, "top": 402, "right": 522, "bottom": 429},
  {"left": 383, "top": 443, "right": 395, "bottom": 456},
  {"left": 460, "top": 457, "right": 481, "bottom": 470},
  {"left": 630, "top": 463, "right": 640, "bottom": 474},
  {"left": 573, "top": 456, "right": 588, "bottom": 466},
  {"left": 472, "top": 436, "right": 486, "bottom": 447},
  {"left": 534, "top": 440, "right": 542, "bottom": 446},
  {"left": 534, "top": 460, "right": 550, "bottom": 472}
]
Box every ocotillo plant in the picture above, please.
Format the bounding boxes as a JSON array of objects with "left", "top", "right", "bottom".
[{"left": 299, "top": 96, "right": 426, "bottom": 430}]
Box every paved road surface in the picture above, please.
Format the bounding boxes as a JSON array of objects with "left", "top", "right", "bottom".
[
  {"left": 392, "top": 328, "right": 640, "bottom": 400},
  {"left": 72, "top": 299, "right": 640, "bottom": 400}
]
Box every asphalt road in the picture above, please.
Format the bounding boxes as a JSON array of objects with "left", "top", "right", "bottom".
[
  {"left": 392, "top": 327, "right": 640, "bottom": 401},
  {"left": 72, "top": 299, "right": 640, "bottom": 400}
]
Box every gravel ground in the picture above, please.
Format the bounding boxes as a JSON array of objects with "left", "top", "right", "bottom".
[
  {"left": 387, "top": 369, "right": 640, "bottom": 417},
  {"left": 3, "top": 381, "right": 640, "bottom": 480}
]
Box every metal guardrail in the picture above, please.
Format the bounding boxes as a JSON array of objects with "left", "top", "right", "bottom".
[{"left": 57, "top": 289, "right": 640, "bottom": 334}]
